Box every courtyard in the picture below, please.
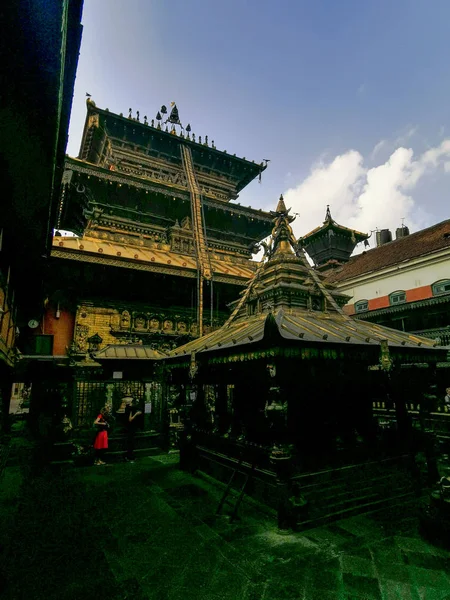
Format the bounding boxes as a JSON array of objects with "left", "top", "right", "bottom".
[{"left": 1, "top": 443, "right": 449, "bottom": 600}]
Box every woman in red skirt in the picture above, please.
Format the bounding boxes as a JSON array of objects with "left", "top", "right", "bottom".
[{"left": 93, "top": 407, "right": 109, "bottom": 465}]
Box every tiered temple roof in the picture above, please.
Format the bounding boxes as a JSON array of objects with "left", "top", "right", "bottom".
[
  {"left": 78, "top": 100, "right": 266, "bottom": 201},
  {"left": 170, "top": 198, "right": 440, "bottom": 358},
  {"left": 55, "top": 101, "right": 273, "bottom": 271},
  {"left": 52, "top": 100, "right": 274, "bottom": 295}
]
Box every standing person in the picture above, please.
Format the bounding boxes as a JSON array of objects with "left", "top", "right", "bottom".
[
  {"left": 93, "top": 407, "right": 109, "bottom": 465},
  {"left": 124, "top": 399, "right": 142, "bottom": 463}
]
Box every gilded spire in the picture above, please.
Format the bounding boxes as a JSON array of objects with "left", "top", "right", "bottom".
[
  {"left": 223, "top": 195, "right": 349, "bottom": 325},
  {"left": 270, "top": 195, "right": 298, "bottom": 256},
  {"left": 276, "top": 194, "right": 287, "bottom": 214}
]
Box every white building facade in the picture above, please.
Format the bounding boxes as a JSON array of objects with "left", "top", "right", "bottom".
[{"left": 326, "top": 220, "right": 450, "bottom": 344}]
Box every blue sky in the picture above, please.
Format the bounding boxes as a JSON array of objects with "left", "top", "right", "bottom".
[{"left": 68, "top": 0, "right": 450, "bottom": 241}]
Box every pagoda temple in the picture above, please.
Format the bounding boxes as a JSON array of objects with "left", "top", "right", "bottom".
[{"left": 22, "top": 99, "right": 273, "bottom": 429}]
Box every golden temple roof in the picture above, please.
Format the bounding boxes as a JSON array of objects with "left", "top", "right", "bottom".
[
  {"left": 169, "top": 308, "right": 438, "bottom": 358},
  {"left": 51, "top": 235, "right": 257, "bottom": 283}
]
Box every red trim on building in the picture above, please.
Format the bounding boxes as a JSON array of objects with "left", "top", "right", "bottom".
[
  {"left": 406, "top": 285, "right": 432, "bottom": 302},
  {"left": 368, "top": 297, "right": 390, "bottom": 310},
  {"left": 43, "top": 307, "right": 75, "bottom": 355},
  {"left": 354, "top": 284, "right": 434, "bottom": 312}
]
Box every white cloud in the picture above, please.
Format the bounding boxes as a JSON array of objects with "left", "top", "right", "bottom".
[
  {"left": 283, "top": 139, "right": 450, "bottom": 247},
  {"left": 420, "top": 139, "right": 450, "bottom": 168}
]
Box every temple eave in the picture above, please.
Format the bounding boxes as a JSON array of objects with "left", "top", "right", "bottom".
[
  {"left": 168, "top": 307, "right": 438, "bottom": 360},
  {"left": 51, "top": 240, "right": 256, "bottom": 285},
  {"left": 81, "top": 104, "right": 266, "bottom": 184}
]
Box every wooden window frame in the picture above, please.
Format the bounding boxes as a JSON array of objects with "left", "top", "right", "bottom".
[
  {"left": 432, "top": 280, "right": 450, "bottom": 296},
  {"left": 389, "top": 291, "right": 406, "bottom": 306},
  {"left": 355, "top": 300, "right": 369, "bottom": 313}
]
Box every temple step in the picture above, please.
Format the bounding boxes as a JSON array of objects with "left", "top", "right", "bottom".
[
  {"left": 293, "top": 455, "right": 410, "bottom": 487},
  {"left": 294, "top": 457, "right": 416, "bottom": 530},
  {"left": 303, "top": 471, "right": 412, "bottom": 503},
  {"left": 296, "top": 491, "right": 415, "bottom": 531}
]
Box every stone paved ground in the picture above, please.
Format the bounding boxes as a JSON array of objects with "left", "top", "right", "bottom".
[{"left": 1, "top": 453, "right": 450, "bottom": 600}]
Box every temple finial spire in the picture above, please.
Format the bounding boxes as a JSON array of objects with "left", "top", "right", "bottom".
[
  {"left": 325, "top": 205, "right": 332, "bottom": 221},
  {"left": 269, "top": 195, "right": 299, "bottom": 256},
  {"left": 276, "top": 194, "right": 287, "bottom": 214}
]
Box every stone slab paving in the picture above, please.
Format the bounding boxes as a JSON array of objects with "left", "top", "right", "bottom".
[{"left": 0, "top": 453, "right": 449, "bottom": 599}]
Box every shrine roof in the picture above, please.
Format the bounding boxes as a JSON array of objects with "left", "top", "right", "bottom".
[
  {"left": 302, "top": 208, "right": 368, "bottom": 242},
  {"left": 303, "top": 222, "right": 368, "bottom": 242},
  {"left": 51, "top": 235, "right": 257, "bottom": 284},
  {"left": 94, "top": 344, "right": 167, "bottom": 360},
  {"left": 326, "top": 219, "right": 450, "bottom": 284},
  {"left": 169, "top": 308, "right": 439, "bottom": 359}
]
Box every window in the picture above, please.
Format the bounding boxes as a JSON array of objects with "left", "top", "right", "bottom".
[
  {"left": 432, "top": 280, "right": 450, "bottom": 296},
  {"left": 355, "top": 300, "right": 368, "bottom": 313},
  {"left": 389, "top": 291, "right": 406, "bottom": 305}
]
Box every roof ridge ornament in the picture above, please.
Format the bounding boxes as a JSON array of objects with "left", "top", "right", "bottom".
[{"left": 156, "top": 102, "right": 185, "bottom": 132}]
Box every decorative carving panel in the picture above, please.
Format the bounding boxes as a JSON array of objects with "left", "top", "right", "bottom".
[{"left": 74, "top": 324, "right": 89, "bottom": 353}]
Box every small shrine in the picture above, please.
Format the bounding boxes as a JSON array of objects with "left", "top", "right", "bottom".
[
  {"left": 166, "top": 196, "right": 447, "bottom": 529},
  {"left": 300, "top": 205, "right": 369, "bottom": 271}
]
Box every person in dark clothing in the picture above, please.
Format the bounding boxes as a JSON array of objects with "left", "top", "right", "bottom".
[{"left": 124, "top": 399, "right": 142, "bottom": 462}]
